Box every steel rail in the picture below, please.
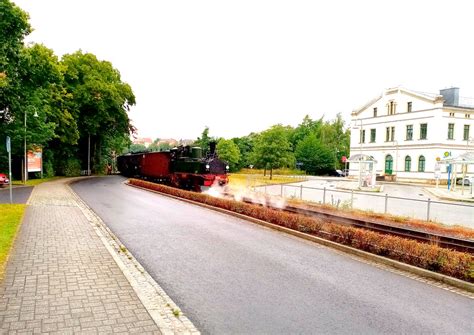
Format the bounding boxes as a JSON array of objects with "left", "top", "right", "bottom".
[
  {"left": 230, "top": 193, "right": 474, "bottom": 253},
  {"left": 284, "top": 204, "right": 474, "bottom": 254}
]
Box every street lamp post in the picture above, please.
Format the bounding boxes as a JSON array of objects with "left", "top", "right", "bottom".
[{"left": 24, "top": 107, "right": 38, "bottom": 183}]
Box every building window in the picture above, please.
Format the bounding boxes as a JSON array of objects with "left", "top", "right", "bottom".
[
  {"left": 406, "top": 125, "right": 413, "bottom": 140},
  {"left": 447, "top": 123, "right": 455, "bottom": 140},
  {"left": 370, "top": 129, "right": 376, "bottom": 143},
  {"left": 464, "top": 125, "right": 470, "bottom": 141},
  {"left": 387, "top": 101, "right": 396, "bottom": 115},
  {"left": 449, "top": 112, "right": 455, "bottom": 117},
  {"left": 418, "top": 156, "right": 425, "bottom": 172},
  {"left": 407, "top": 102, "right": 412, "bottom": 113},
  {"left": 360, "top": 129, "right": 365, "bottom": 143},
  {"left": 386, "top": 126, "right": 395, "bottom": 141},
  {"left": 420, "top": 123, "right": 427, "bottom": 140},
  {"left": 466, "top": 114, "right": 471, "bottom": 118},
  {"left": 405, "top": 156, "right": 411, "bottom": 172},
  {"left": 373, "top": 107, "right": 377, "bottom": 117}
]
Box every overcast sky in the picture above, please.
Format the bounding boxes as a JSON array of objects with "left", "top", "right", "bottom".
[{"left": 13, "top": 0, "right": 474, "bottom": 140}]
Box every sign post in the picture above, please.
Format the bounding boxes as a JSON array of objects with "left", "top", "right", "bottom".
[
  {"left": 342, "top": 156, "right": 348, "bottom": 176},
  {"left": 6, "top": 136, "right": 12, "bottom": 204}
]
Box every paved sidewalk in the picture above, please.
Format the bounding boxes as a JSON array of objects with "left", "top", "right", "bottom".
[
  {"left": 0, "top": 179, "right": 161, "bottom": 334},
  {"left": 424, "top": 186, "right": 474, "bottom": 203}
]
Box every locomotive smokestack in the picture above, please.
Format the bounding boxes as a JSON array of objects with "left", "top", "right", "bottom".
[{"left": 209, "top": 141, "right": 216, "bottom": 156}]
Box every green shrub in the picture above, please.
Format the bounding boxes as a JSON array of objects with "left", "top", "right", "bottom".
[
  {"left": 43, "top": 160, "right": 55, "bottom": 178},
  {"left": 62, "top": 158, "right": 81, "bottom": 176}
]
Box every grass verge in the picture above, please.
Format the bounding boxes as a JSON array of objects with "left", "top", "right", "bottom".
[
  {"left": 129, "top": 179, "right": 474, "bottom": 283},
  {"left": 239, "top": 168, "right": 306, "bottom": 176},
  {"left": 229, "top": 173, "right": 306, "bottom": 189},
  {"left": 0, "top": 204, "right": 26, "bottom": 279},
  {"left": 12, "top": 176, "right": 62, "bottom": 187}
]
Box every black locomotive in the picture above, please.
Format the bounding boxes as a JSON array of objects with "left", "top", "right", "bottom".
[{"left": 117, "top": 142, "right": 229, "bottom": 192}]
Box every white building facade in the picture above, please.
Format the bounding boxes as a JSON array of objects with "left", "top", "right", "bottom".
[{"left": 349, "top": 87, "right": 474, "bottom": 182}]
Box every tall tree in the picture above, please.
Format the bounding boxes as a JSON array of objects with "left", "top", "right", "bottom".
[
  {"left": 318, "top": 113, "right": 350, "bottom": 168},
  {"left": 251, "top": 125, "right": 294, "bottom": 179},
  {"left": 61, "top": 51, "right": 135, "bottom": 173},
  {"left": 194, "top": 126, "right": 217, "bottom": 154},
  {"left": 290, "top": 115, "right": 322, "bottom": 150},
  {"left": 216, "top": 139, "right": 240, "bottom": 172},
  {"left": 295, "top": 133, "right": 334, "bottom": 175},
  {"left": 0, "top": 0, "right": 31, "bottom": 171},
  {"left": 232, "top": 133, "right": 257, "bottom": 169}
]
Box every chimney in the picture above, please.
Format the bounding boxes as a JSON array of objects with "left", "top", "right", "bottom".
[
  {"left": 440, "top": 87, "right": 459, "bottom": 106},
  {"left": 209, "top": 141, "right": 216, "bottom": 156}
]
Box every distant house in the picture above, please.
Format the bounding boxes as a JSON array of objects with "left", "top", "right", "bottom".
[
  {"left": 178, "top": 139, "right": 195, "bottom": 146},
  {"left": 350, "top": 87, "right": 474, "bottom": 182},
  {"left": 133, "top": 137, "right": 153, "bottom": 148},
  {"left": 156, "top": 138, "right": 179, "bottom": 147}
]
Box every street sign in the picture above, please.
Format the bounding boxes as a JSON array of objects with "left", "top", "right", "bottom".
[{"left": 6, "top": 136, "right": 10, "bottom": 153}]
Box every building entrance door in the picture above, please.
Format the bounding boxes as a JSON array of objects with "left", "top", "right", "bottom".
[{"left": 385, "top": 154, "right": 393, "bottom": 175}]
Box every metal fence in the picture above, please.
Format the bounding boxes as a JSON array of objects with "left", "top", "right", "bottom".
[{"left": 255, "top": 183, "right": 474, "bottom": 228}]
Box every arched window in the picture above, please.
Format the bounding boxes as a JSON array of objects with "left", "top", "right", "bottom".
[
  {"left": 418, "top": 156, "right": 425, "bottom": 172},
  {"left": 385, "top": 154, "right": 393, "bottom": 174},
  {"left": 405, "top": 156, "right": 411, "bottom": 172}
]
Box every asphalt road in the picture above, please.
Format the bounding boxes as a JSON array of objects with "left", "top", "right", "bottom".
[
  {"left": 0, "top": 186, "right": 33, "bottom": 204},
  {"left": 71, "top": 176, "right": 473, "bottom": 334}
]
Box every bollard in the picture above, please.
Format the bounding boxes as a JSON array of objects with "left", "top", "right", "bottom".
[
  {"left": 323, "top": 187, "right": 326, "bottom": 204},
  {"left": 427, "top": 198, "right": 431, "bottom": 221},
  {"left": 280, "top": 184, "right": 283, "bottom": 197},
  {"left": 384, "top": 193, "right": 388, "bottom": 213},
  {"left": 264, "top": 185, "right": 267, "bottom": 194},
  {"left": 351, "top": 190, "right": 354, "bottom": 208},
  {"left": 300, "top": 184, "right": 303, "bottom": 200}
]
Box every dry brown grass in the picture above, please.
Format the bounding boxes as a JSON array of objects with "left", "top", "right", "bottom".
[{"left": 288, "top": 199, "right": 474, "bottom": 240}]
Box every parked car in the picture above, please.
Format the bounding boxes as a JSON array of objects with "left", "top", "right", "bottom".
[
  {"left": 327, "top": 169, "right": 344, "bottom": 177},
  {"left": 455, "top": 177, "right": 472, "bottom": 186},
  {"left": 0, "top": 173, "right": 10, "bottom": 188}
]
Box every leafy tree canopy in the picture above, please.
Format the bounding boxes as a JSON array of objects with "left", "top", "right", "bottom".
[
  {"left": 251, "top": 124, "right": 294, "bottom": 179},
  {"left": 216, "top": 139, "right": 240, "bottom": 172},
  {"left": 295, "top": 133, "right": 334, "bottom": 175}
]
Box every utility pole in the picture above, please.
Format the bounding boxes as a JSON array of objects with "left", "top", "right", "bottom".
[{"left": 88, "top": 134, "right": 91, "bottom": 176}]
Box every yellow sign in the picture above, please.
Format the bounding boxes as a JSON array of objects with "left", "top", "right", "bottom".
[{"left": 436, "top": 157, "right": 441, "bottom": 161}]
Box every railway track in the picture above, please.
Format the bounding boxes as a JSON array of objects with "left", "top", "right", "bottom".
[
  {"left": 231, "top": 193, "right": 474, "bottom": 253},
  {"left": 285, "top": 204, "right": 474, "bottom": 254}
]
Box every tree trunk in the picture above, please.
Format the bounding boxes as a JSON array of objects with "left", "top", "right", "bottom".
[
  {"left": 270, "top": 168, "right": 273, "bottom": 180},
  {"left": 263, "top": 168, "right": 266, "bottom": 177}
]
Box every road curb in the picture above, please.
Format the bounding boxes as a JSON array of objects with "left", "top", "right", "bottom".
[
  {"left": 127, "top": 182, "right": 474, "bottom": 296},
  {"left": 67, "top": 178, "right": 200, "bottom": 334}
]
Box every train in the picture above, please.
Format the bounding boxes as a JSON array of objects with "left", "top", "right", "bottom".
[{"left": 117, "top": 142, "right": 229, "bottom": 192}]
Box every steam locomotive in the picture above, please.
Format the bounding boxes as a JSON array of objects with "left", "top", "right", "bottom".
[{"left": 117, "top": 142, "right": 229, "bottom": 192}]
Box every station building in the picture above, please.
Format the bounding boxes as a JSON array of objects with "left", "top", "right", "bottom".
[{"left": 349, "top": 87, "right": 474, "bottom": 183}]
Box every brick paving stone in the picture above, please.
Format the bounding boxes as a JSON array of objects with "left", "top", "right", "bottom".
[{"left": 0, "top": 180, "right": 161, "bottom": 334}]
